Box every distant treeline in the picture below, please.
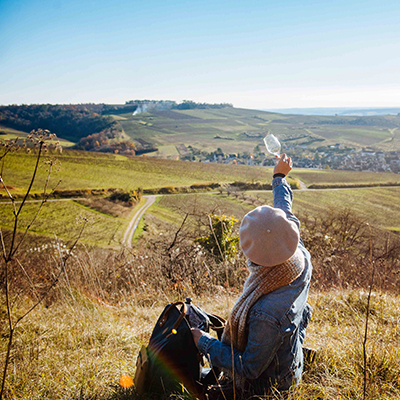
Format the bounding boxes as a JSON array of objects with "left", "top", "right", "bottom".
[
  {"left": 0, "top": 104, "right": 115, "bottom": 141},
  {"left": 318, "top": 116, "right": 400, "bottom": 128},
  {"left": 125, "top": 99, "right": 233, "bottom": 111}
]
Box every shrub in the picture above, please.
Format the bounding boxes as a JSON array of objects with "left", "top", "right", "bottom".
[
  {"left": 189, "top": 182, "right": 220, "bottom": 190},
  {"left": 300, "top": 208, "right": 400, "bottom": 292},
  {"left": 158, "top": 186, "right": 177, "bottom": 194},
  {"left": 108, "top": 188, "right": 142, "bottom": 206},
  {"left": 195, "top": 214, "right": 239, "bottom": 262}
]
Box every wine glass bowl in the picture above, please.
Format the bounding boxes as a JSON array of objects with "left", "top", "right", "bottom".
[{"left": 263, "top": 133, "right": 281, "bottom": 156}]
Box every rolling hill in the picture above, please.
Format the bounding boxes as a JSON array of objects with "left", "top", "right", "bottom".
[
  {"left": 109, "top": 106, "right": 400, "bottom": 155},
  {"left": 2, "top": 103, "right": 400, "bottom": 158}
]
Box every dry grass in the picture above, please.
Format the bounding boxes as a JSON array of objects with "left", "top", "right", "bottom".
[
  {"left": 1, "top": 220, "right": 399, "bottom": 400},
  {"left": 1, "top": 287, "right": 399, "bottom": 399},
  {"left": 75, "top": 197, "right": 134, "bottom": 219},
  {"left": 299, "top": 290, "right": 400, "bottom": 400},
  {"left": 1, "top": 205, "right": 399, "bottom": 399}
]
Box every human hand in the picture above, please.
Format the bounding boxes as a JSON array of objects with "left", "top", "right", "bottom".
[
  {"left": 273, "top": 153, "right": 293, "bottom": 176},
  {"left": 191, "top": 328, "right": 204, "bottom": 346}
]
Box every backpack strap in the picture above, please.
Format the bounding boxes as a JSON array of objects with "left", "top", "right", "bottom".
[
  {"left": 207, "top": 313, "right": 226, "bottom": 341},
  {"left": 159, "top": 301, "right": 188, "bottom": 334}
]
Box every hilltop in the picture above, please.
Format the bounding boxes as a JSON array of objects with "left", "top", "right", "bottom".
[
  {"left": 2, "top": 102, "right": 400, "bottom": 159},
  {"left": 107, "top": 105, "right": 400, "bottom": 157}
]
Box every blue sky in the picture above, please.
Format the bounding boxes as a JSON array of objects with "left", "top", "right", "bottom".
[{"left": 1, "top": 0, "right": 400, "bottom": 108}]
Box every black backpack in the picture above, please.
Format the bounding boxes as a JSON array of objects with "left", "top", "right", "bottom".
[{"left": 134, "top": 299, "right": 225, "bottom": 397}]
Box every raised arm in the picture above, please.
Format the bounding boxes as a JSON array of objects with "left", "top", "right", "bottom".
[{"left": 272, "top": 154, "right": 300, "bottom": 229}]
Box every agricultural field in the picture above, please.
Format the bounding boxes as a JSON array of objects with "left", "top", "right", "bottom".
[
  {"left": 248, "top": 187, "right": 400, "bottom": 232},
  {"left": 2, "top": 183, "right": 398, "bottom": 251},
  {"left": 0, "top": 124, "right": 75, "bottom": 147},
  {"left": 148, "top": 193, "right": 254, "bottom": 232},
  {"left": 0, "top": 193, "right": 253, "bottom": 248},
  {"left": 3, "top": 106, "right": 400, "bottom": 159},
  {"left": 1, "top": 149, "right": 400, "bottom": 198},
  {"left": 112, "top": 107, "right": 400, "bottom": 156},
  {"left": 0, "top": 149, "right": 275, "bottom": 194},
  {"left": 1, "top": 146, "right": 400, "bottom": 248},
  {"left": 140, "top": 187, "right": 400, "bottom": 249},
  {"left": 0, "top": 198, "right": 135, "bottom": 247},
  {"left": 290, "top": 168, "right": 400, "bottom": 187}
]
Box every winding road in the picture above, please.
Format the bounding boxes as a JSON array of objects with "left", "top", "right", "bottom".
[
  {"left": 122, "top": 195, "right": 156, "bottom": 248},
  {"left": 2, "top": 184, "right": 398, "bottom": 248}
]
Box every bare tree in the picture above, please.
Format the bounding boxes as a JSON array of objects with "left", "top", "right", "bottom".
[{"left": 0, "top": 130, "right": 87, "bottom": 399}]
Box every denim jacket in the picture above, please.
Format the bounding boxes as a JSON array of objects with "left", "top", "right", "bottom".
[{"left": 197, "top": 177, "right": 313, "bottom": 393}]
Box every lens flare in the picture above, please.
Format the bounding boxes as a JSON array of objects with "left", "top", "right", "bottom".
[{"left": 119, "top": 374, "right": 133, "bottom": 388}]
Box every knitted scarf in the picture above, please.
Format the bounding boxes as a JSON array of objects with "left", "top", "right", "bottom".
[{"left": 222, "top": 248, "right": 305, "bottom": 352}]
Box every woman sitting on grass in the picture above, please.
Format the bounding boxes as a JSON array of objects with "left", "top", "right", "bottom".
[{"left": 192, "top": 153, "right": 313, "bottom": 397}]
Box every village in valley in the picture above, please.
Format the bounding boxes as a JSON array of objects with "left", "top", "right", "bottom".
[{"left": 178, "top": 141, "right": 400, "bottom": 174}]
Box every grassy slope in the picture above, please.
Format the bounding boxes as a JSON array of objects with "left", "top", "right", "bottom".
[
  {"left": 249, "top": 187, "right": 400, "bottom": 231},
  {"left": 113, "top": 107, "right": 400, "bottom": 154},
  {"left": 2, "top": 289, "right": 399, "bottom": 399},
  {"left": 0, "top": 149, "right": 275, "bottom": 193},
  {"left": 2, "top": 184, "right": 397, "bottom": 250},
  {"left": 2, "top": 149, "right": 399, "bottom": 197},
  {"left": 0, "top": 200, "right": 130, "bottom": 246},
  {"left": 1, "top": 147, "right": 400, "bottom": 244},
  {"left": 146, "top": 186, "right": 400, "bottom": 234},
  {"left": 290, "top": 168, "right": 400, "bottom": 186},
  {"left": 0, "top": 124, "right": 75, "bottom": 147},
  {"left": 1, "top": 147, "right": 400, "bottom": 245},
  {"left": 155, "top": 193, "right": 253, "bottom": 222}
]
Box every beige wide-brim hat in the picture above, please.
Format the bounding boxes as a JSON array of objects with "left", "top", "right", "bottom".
[{"left": 239, "top": 205, "right": 300, "bottom": 267}]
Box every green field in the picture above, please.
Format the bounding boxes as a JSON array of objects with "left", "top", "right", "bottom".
[
  {"left": 0, "top": 199, "right": 133, "bottom": 246},
  {"left": 247, "top": 187, "right": 400, "bottom": 232},
  {"left": 2, "top": 149, "right": 400, "bottom": 197},
  {"left": 2, "top": 184, "right": 397, "bottom": 248},
  {"left": 153, "top": 193, "right": 253, "bottom": 223},
  {"left": 142, "top": 187, "right": 400, "bottom": 243},
  {"left": 0, "top": 149, "right": 275, "bottom": 194},
  {"left": 1, "top": 147, "right": 400, "bottom": 246},
  {"left": 0, "top": 124, "right": 75, "bottom": 147},
  {"left": 290, "top": 168, "right": 400, "bottom": 186}
]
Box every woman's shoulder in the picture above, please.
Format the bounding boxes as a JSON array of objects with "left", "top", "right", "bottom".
[{"left": 250, "top": 254, "right": 312, "bottom": 326}]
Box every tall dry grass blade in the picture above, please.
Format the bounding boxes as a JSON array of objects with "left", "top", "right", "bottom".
[{"left": 363, "top": 223, "right": 375, "bottom": 400}]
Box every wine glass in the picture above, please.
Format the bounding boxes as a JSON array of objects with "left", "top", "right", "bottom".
[{"left": 263, "top": 132, "right": 281, "bottom": 156}]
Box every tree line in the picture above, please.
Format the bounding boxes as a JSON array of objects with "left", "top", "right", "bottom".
[
  {"left": 0, "top": 104, "right": 115, "bottom": 141},
  {"left": 125, "top": 99, "right": 233, "bottom": 110}
]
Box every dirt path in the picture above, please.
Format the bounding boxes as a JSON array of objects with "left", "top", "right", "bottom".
[
  {"left": 297, "top": 179, "right": 308, "bottom": 190},
  {"left": 122, "top": 195, "right": 156, "bottom": 248}
]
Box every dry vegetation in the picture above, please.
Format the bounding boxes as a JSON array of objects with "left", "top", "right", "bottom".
[
  {"left": 1, "top": 204, "right": 400, "bottom": 399},
  {"left": 76, "top": 196, "right": 135, "bottom": 219}
]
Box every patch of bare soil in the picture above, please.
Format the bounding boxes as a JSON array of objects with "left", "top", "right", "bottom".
[{"left": 76, "top": 196, "right": 133, "bottom": 218}]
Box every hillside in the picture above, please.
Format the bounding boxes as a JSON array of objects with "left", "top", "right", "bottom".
[
  {"left": 110, "top": 106, "right": 400, "bottom": 157},
  {"left": 0, "top": 104, "right": 115, "bottom": 142},
  {"left": 2, "top": 149, "right": 400, "bottom": 196},
  {"left": 268, "top": 107, "right": 400, "bottom": 116},
  {"left": 2, "top": 103, "right": 400, "bottom": 158},
  {"left": 1, "top": 147, "right": 400, "bottom": 247}
]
